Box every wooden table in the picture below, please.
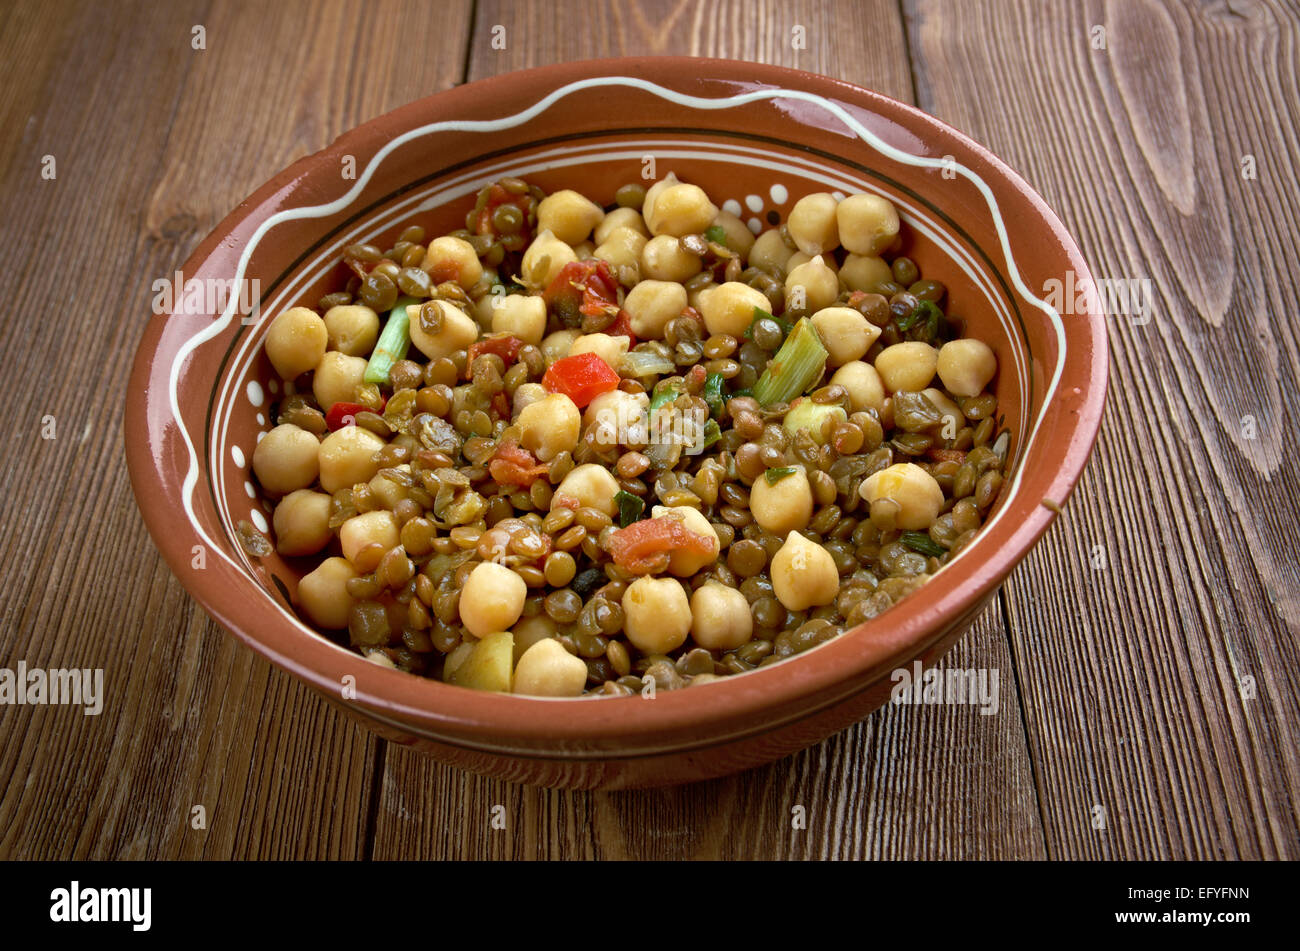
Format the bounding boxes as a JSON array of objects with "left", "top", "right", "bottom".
[{"left": 2, "top": 0, "right": 1296, "bottom": 860}]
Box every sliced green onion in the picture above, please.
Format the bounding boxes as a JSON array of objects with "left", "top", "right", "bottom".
[
  {"left": 702, "top": 418, "right": 721, "bottom": 449},
  {"left": 731, "top": 387, "right": 753, "bottom": 400},
  {"left": 620, "top": 349, "right": 675, "bottom": 378},
  {"left": 704, "top": 225, "right": 729, "bottom": 247},
  {"left": 702, "top": 372, "right": 726, "bottom": 418},
  {"left": 743, "top": 306, "right": 792, "bottom": 341},
  {"left": 649, "top": 381, "right": 682, "bottom": 413},
  {"left": 364, "top": 295, "right": 417, "bottom": 385},
  {"left": 901, "top": 531, "right": 947, "bottom": 557},
  {"left": 764, "top": 466, "right": 798, "bottom": 486},
  {"left": 898, "top": 299, "right": 943, "bottom": 334},
  {"left": 615, "top": 490, "right": 644, "bottom": 528},
  {"left": 751, "top": 317, "right": 828, "bottom": 407}
]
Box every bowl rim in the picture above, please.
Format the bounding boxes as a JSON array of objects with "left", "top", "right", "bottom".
[{"left": 125, "top": 55, "right": 1108, "bottom": 756}]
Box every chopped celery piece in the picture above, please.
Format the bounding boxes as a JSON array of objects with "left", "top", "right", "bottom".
[
  {"left": 363, "top": 295, "right": 417, "bottom": 385},
  {"left": 751, "top": 318, "right": 828, "bottom": 407}
]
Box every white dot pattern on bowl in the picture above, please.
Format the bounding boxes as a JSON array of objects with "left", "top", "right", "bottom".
[
  {"left": 246, "top": 380, "right": 263, "bottom": 406},
  {"left": 746, "top": 217, "right": 762, "bottom": 234},
  {"left": 244, "top": 481, "right": 256, "bottom": 499},
  {"left": 267, "top": 379, "right": 279, "bottom": 394},
  {"left": 769, "top": 184, "right": 788, "bottom": 204},
  {"left": 231, "top": 446, "right": 245, "bottom": 468},
  {"left": 744, "top": 193, "right": 763, "bottom": 212},
  {"left": 249, "top": 509, "right": 268, "bottom": 533},
  {"left": 831, "top": 190, "right": 846, "bottom": 201},
  {"left": 256, "top": 413, "right": 265, "bottom": 426},
  {"left": 722, "top": 198, "right": 742, "bottom": 217}
]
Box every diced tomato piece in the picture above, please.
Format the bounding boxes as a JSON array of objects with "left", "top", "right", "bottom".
[
  {"left": 488, "top": 441, "right": 550, "bottom": 487},
  {"left": 325, "top": 401, "right": 373, "bottom": 431},
  {"left": 474, "top": 183, "right": 532, "bottom": 239},
  {"left": 466, "top": 333, "right": 524, "bottom": 379},
  {"left": 491, "top": 391, "right": 511, "bottom": 420},
  {"left": 542, "top": 351, "right": 620, "bottom": 408},
  {"left": 607, "top": 516, "right": 718, "bottom": 575},
  {"left": 605, "top": 309, "right": 637, "bottom": 345},
  {"left": 543, "top": 259, "right": 621, "bottom": 326}
]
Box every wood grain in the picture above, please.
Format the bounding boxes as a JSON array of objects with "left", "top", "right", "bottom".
[
  {"left": 0, "top": 0, "right": 1293, "bottom": 860},
  {"left": 904, "top": 0, "right": 1300, "bottom": 858},
  {"left": 0, "top": 0, "right": 470, "bottom": 860}
]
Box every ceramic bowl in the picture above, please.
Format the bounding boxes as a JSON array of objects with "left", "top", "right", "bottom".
[{"left": 124, "top": 57, "right": 1107, "bottom": 789}]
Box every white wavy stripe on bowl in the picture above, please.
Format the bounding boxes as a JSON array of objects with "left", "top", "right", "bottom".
[
  {"left": 211, "top": 139, "right": 1030, "bottom": 575},
  {"left": 170, "top": 77, "right": 1064, "bottom": 599}
]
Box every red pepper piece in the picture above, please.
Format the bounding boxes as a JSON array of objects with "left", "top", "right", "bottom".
[
  {"left": 466, "top": 333, "right": 524, "bottom": 379},
  {"left": 488, "top": 441, "right": 550, "bottom": 487},
  {"left": 541, "top": 351, "right": 620, "bottom": 408},
  {"left": 605, "top": 309, "right": 637, "bottom": 345},
  {"left": 325, "top": 401, "right": 371, "bottom": 431},
  {"left": 607, "top": 517, "right": 718, "bottom": 575},
  {"left": 543, "top": 259, "right": 621, "bottom": 326}
]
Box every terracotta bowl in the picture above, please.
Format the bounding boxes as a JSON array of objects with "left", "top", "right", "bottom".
[{"left": 124, "top": 58, "right": 1107, "bottom": 789}]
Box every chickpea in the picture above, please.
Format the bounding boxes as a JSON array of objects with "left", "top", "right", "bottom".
[
  {"left": 297, "top": 556, "right": 358, "bottom": 629},
  {"left": 937, "top": 338, "right": 998, "bottom": 397},
  {"left": 513, "top": 637, "right": 588, "bottom": 697},
  {"left": 639, "top": 173, "right": 679, "bottom": 224},
  {"left": 749, "top": 228, "right": 795, "bottom": 273},
  {"left": 698, "top": 281, "right": 770, "bottom": 337},
  {"left": 594, "top": 206, "right": 649, "bottom": 245},
  {"left": 321, "top": 304, "right": 379, "bottom": 357},
  {"left": 749, "top": 466, "right": 814, "bottom": 535},
  {"left": 584, "top": 388, "right": 648, "bottom": 434},
  {"left": 568, "top": 332, "right": 628, "bottom": 369},
  {"left": 922, "top": 387, "right": 964, "bottom": 437},
  {"left": 645, "top": 182, "right": 717, "bottom": 237},
  {"left": 252, "top": 423, "right": 320, "bottom": 495},
  {"left": 422, "top": 235, "right": 483, "bottom": 288},
  {"left": 554, "top": 463, "right": 620, "bottom": 516},
  {"left": 511, "top": 382, "right": 548, "bottom": 418},
  {"left": 640, "top": 234, "right": 701, "bottom": 282},
  {"left": 836, "top": 193, "right": 900, "bottom": 255},
  {"left": 511, "top": 614, "right": 559, "bottom": 663},
  {"left": 859, "top": 462, "right": 944, "bottom": 531},
  {"left": 517, "top": 392, "right": 581, "bottom": 462},
  {"left": 829, "top": 361, "right": 887, "bottom": 415},
  {"left": 318, "top": 425, "right": 386, "bottom": 493},
  {"left": 339, "top": 510, "right": 399, "bottom": 567},
  {"left": 875, "top": 342, "right": 939, "bottom": 394},
  {"left": 689, "top": 582, "right": 753, "bottom": 650},
  {"left": 409, "top": 300, "right": 478, "bottom": 361},
  {"left": 650, "top": 505, "right": 720, "bottom": 577},
  {"left": 272, "top": 489, "right": 332, "bottom": 556},
  {"left": 264, "top": 306, "right": 327, "bottom": 381},
  {"left": 541, "top": 329, "right": 582, "bottom": 366},
  {"left": 573, "top": 241, "right": 595, "bottom": 260},
  {"left": 810, "top": 306, "right": 881, "bottom": 366},
  {"left": 622, "top": 576, "right": 692, "bottom": 654},
  {"left": 623, "top": 279, "right": 687, "bottom": 339},
  {"left": 839, "top": 253, "right": 893, "bottom": 292},
  {"left": 784, "top": 254, "right": 838, "bottom": 312},
  {"left": 442, "top": 642, "right": 474, "bottom": 683},
  {"left": 460, "top": 561, "right": 528, "bottom": 637},
  {"left": 770, "top": 532, "right": 839, "bottom": 611},
  {"left": 365, "top": 651, "right": 397, "bottom": 669},
  {"left": 368, "top": 464, "right": 410, "bottom": 510},
  {"left": 521, "top": 229, "right": 577, "bottom": 288},
  {"left": 787, "top": 192, "right": 841, "bottom": 256},
  {"left": 784, "top": 250, "right": 838, "bottom": 274},
  {"left": 537, "top": 189, "right": 605, "bottom": 245},
  {"left": 312, "top": 350, "right": 368, "bottom": 410},
  {"left": 490, "top": 293, "right": 547, "bottom": 345},
  {"left": 708, "top": 209, "right": 756, "bottom": 257},
  {"left": 783, "top": 398, "right": 847, "bottom": 445},
  {"left": 592, "top": 225, "right": 647, "bottom": 271}
]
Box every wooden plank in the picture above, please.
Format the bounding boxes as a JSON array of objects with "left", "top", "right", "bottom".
[
  {"left": 0, "top": 0, "right": 470, "bottom": 859},
  {"left": 904, "top": 0, "right": 1300, "bottom": 858},
  {"left": 370, "top": 0, "right": 1047, "bottom": 860}
]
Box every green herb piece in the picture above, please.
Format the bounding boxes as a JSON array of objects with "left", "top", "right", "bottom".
[
  {"left": 702, "top": 372, "right": 726, "bottom": 418},
  {"left": 615, "top": 490, "right": 645, "bottom": 528},
  {"left": 901, "top": 531, "right": 947, "bottom": 557},
  {"left": 649, "top": 382, "right": 682, "bottom": 413},
  {"left": 897, "top": 299, "right": 944, "bottom": 334},
  {"left": 702, "top": 418, "right": 721, "bottom": 449},
  {"left": 363, "top": 296, "right": 417, "bottom": 385},
  {"left": 764, "top": 466, "right": 798, "bottom": 486},
  {"left": 704, "top": 225, "right": 728, "bottom": 247},
  {"left": 751, "top": 318, "right": 829, "bottom": 407}
]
